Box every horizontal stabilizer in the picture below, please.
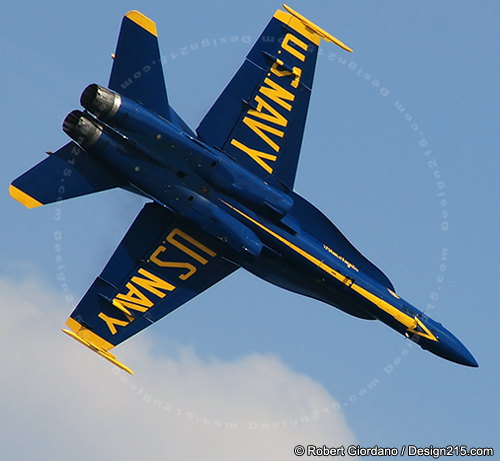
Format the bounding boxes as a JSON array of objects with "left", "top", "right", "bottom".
[{"left": 10, "top": 142, "right": 123, "bottom": 208}]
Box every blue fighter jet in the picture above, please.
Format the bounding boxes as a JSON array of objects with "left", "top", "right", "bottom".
[{"left": 10, "top": 6, "right": 477, "bottom": 373}]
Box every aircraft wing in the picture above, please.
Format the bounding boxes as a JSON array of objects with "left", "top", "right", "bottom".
[
  {"left": 63, "top": 202, "right": 238, "bottom": 373},
  {"left": 197, "top": 5, "right": 351, "bottom": 190}
]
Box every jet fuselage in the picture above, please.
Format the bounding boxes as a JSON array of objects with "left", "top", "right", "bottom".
[{"left": 63, "top": 85, "right": 477, "bottom": 367}]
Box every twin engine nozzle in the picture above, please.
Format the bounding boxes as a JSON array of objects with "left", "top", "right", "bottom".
[
  {"left": 80, "top": 84, "right": 122, "bottom": 121},
  {"left": 62, "top": 84, "right": 123, "bottom": 147},
  {"left": 62, "top": 110, "right": 103, "bottom": 148}
]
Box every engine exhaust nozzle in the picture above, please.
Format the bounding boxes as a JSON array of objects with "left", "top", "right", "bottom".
[
  {"left": 80, "top": 84, "right": 121, "bottom": 120},
  {"left": 62, "top": 110, "right": 103, "bottom": 147}
]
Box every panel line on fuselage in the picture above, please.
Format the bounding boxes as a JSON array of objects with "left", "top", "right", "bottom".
[{"left": 220, "top": 200, "right": 438, "bottom": 342}]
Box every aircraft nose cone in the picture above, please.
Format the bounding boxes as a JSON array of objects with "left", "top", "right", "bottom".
[
  {"left": 443, "top": 339, "right": 478, "bottom": 367},
  {"left": 429, "top": 325, "right": 478, "bottom": 367}
]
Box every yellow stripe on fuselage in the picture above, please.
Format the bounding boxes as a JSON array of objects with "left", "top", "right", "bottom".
[
  {"left": 221, "top": 201, "right": 437, "bottom": 341},
  {"left": 350, "top": 283, "right": 416, "bottom": 330}
]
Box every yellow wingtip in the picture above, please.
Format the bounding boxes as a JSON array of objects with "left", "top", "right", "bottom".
[
  {"left": 62, "top": 328, "right": 134, "bottom": 375},
  {"left": 9, "top": 185, "right": 43, "bottom": 208},
  {"left": 282, "top": 4, "right": 353, "bottom": 52},
  {"left": 125, "top": 10, "right": 157, "bottom": 37}
]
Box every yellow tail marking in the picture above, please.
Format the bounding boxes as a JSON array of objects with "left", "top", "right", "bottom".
[
  {"left": 62, "top": 329, "right": 133, "bottom": 375},
  {"left": 9, "top": 185, "right": 43, "bottom": 208},
  {"left": 125, "top": 10, "right": 157, "bottom": 37}
]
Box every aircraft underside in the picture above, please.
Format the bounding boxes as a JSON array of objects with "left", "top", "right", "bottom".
[{"left": 9, "top": 6, "right": 477, "bottom": 372}]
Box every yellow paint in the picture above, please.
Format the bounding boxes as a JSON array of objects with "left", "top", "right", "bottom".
[
  {"left": 131, "top": 268, "right": 175, "bottom": 298},
  {"left": 259, "top": 78, "right": 294, "bottom": 111},
  {"left": 9, "top": 185, "right": 43, "bottom": 208},
  {"left": 350, "top": 284, "right": 417, "bottom": 330},
  {"left": 112, "top": 299, "right": 133, "bottom": 316},
  {"left": 221, "top": 201, "right": 438, "bottom": 341},
  {"left": 150, "top": 245, "right": 197, "bottom": 280},
  {"left": 97, "top": 349, "right": 134, "bottom": 375},
  {"left": 62, "top": 329, "right": 133, "bottom": 375},
  {"left": 282, "top": 33, "right": 308, "bottom": 62},
  {"left": 65, "top": 317, "right": 114, "bottom": 351},
  {"left": 100, "top": 228, "right": 213, "bottom": 336},
  {"left": 125, "top": 10, "right": 157, "bottom": 37},
  {"left": 281, "top": 4, "right": 353, "bottom": 52},
  {"left": 117, "top": 281, "right": 155, "bottom": 308},
  {"left": 290, "top": 67, "right": 302, "bottom": 88},
  {"left": 248, "top": 96, "right": 288, "bottom": 127},
  {"left": 166, "top": 228, "right": 217, "bottom": 264},
  {"left": 408, "top": 317, "right": 438, "bottom": 342},
  {"left": 63, "top": 226, "right": 219, "bottom": 367},
  {"left": 227, "top": 24, "right": 311, "bottom": 175},
  {"left": 113, "top": 298, "right": 149, "bottom": 313},
  {"left": 269, "top": 62, "right": 302, "bottom": 88},
  {"left": 242, "top": 117, "right": 284, "bottom": 152},
  {"left": 270, "top": 61, "right": 293, "bottom": 78},
  {"left": 273, "top": 9, "right": 321, "bottom": 46},
  {"left": 98, "top": 312, "right": 130, "bottom": 335},
  {"left": 230, "top": 139, "right": 277, "bottom": 174},
  {"left": 221, "top": 200, "right": 347, "bottom": 284}
]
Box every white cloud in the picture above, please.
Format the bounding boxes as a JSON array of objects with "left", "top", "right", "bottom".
[{"left": 0, "top": 276, "right": 358, "bottom": 461}]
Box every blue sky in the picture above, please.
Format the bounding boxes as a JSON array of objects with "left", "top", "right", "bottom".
[{"left": 1, "top": 1, "right": 498, "bottom": 459}]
